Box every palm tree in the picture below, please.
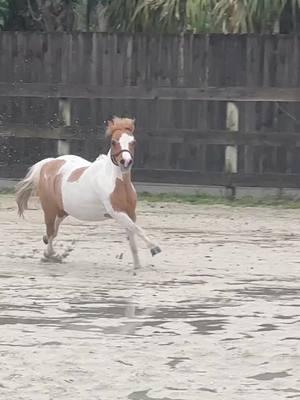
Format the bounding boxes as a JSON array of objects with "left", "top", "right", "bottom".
[
  {"left": 2, "top": 0, "right": 77, "bottom": 31},
  {"left": 1, "top": 0, "right": 300, "bottom": 33},
  {"left": 214, "top": 0, "right": 300, "bottom": 33},
  {"left": 103, "top": 0, "right": 300, "bottom": 34}
]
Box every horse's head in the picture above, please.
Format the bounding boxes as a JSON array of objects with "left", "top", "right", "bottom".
[{"left": 106, "top": 116, "right": 136, "bottom": 173}]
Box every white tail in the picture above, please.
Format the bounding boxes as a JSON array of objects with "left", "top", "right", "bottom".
[{"left": 15, "top": 158, "right": 54, "bottom": 217}]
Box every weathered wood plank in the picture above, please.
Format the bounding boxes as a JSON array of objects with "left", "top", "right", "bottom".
[
  {"left": 136, "top": 34, "right": 147, "bottom": 87},
  {"left": 2, "top": 162, "right": 300, "bottom": 189},
  {"left": 225, "top": 35, "right": 247, "bottom": 86},
  {"left": 79, "top": 33, "right": 93, "bottom": 85},
  {"left": 208, "top": 34, "right": 224, "bottom": 86},
  {"left": 0, "top": 83, "right": 299, "bottom": 101},
  {"left": 122, "top": 34, "right": 135, "bottom": 86},
  {"left": 42, "top": 34, "right": 52, "bottom": 83},
  {"left": 133, "top": 169, "right": 300, "bottom": 188},
  {"left": 0, "top": 124, "right": 103, "bottom": 140},
  {"left": 262, "top": 35, "right": 277, "bottom": 87},
  {"left": 246, "top": 35, "right": 263, "bottom": 87},
  {"left": 157, "top": 35, "right": 169, "bottom": 87},
  {"left": 276, "top": 35, "right": 298, "bottom": 88},
  {"left": 189, "top": 34, "right": 208, "bottom": 87},
  {"left": 2, "top": 124, "right": 300, "bottom": 147},
  {"left": 102, "top": 33, "right": 112, "bottom": 86}
]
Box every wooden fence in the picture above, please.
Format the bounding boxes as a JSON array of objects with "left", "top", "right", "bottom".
[{"left": 0, "top": 32, "right": 300, "bottom": 188}]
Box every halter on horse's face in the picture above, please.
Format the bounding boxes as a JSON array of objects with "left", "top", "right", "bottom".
[
  {"left": 110, "top": 131, "right": 136, "bottom": 173},
  {"left": 106, "top": 117, "right": 136, "bottom": 174}
]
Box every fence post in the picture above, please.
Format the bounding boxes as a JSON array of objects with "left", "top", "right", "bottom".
[
  {"left": 225, "top": 102, "right": 238, "bottom": 173},
  {"left": 225, "top": 102, "right": 238, "bottom": 198},
  {"left": 57, "top": 98, "right": 71, "bottom": 155}
]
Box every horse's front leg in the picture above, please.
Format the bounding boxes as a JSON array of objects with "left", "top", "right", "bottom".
[
  {"left": 127, "top": 230, "right": 141, "bottom": 270},
  {"left": 112, "top": 211, "right": 161, "bottom": 257}
]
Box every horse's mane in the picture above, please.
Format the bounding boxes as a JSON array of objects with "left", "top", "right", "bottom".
[{"left": 105, "top": 116, "right": 135, "bottom": 137}]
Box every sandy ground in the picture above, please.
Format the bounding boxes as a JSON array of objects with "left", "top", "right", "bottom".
[{"left": 0, "top": 194, "right": 300, "bottom": 400}]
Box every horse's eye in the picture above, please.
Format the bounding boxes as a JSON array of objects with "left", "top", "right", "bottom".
[
  {"left": 132, "top": 141, "right": 136, "bottom": 146},
  {"left": 111, "top": 140, "right": 117, "bottom": 146}
]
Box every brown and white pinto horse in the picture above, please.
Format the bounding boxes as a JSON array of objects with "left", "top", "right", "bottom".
[{"left": 16, "top": 116, "right": 161, "bottom": 268}]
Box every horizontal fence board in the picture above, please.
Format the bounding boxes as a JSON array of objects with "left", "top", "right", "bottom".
[
  {"left": 0, "top": 83, "right": 300, "bottom": 101},
  {"left": 2, "top": 124, "right": 300, "bottom": 146},
  {"left": 134, "top": 170, "right": 300, "bottom": 188},
  {"left": 0, "top": 124, "right": 102, "bottom": 140},
  {"left": 2, "top": 163, "right": 300, "bottom": 189}
]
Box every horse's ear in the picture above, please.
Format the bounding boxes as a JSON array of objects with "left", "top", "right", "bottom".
[
  {"left": 104, "top": 115, "right": 114, "bottom": 124},
  {"left": 104, "top": 116, "right": 116, "bottom": 137},
  {"left": 130, "top": 117, "right": 136, "bottom": 133}
]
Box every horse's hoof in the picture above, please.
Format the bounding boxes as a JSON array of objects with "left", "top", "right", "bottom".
[
  {"left": 43, "top": 235, "right": 48, "bottom": 245},
  {"left": 43, "top": 250, "right": 53, "bottom": 259},
  {"left": 42, "top": 252, "right": 62, "bottom": 263},
  {"left": 151, "top": 246, "right": 162, "bottom": 257}
]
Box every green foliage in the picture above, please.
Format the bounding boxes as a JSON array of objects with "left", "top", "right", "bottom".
[
  {"left": 1, "top": 0, "right": 300, "bottom": 33},
  {"left": 186, "top": 0, "right": 218, "bottom": 32},
  {"left": 139, "top": 192, "right": 300, "bottom": 208},
  {"left": 213, "top": 0, "right": 300, "bottom": 33},
  {"left": 103, "top": 0, "right": 300, "bottom": 33},
  {"left": 0, "top": 0, "right": 9, "bottom": 29}
]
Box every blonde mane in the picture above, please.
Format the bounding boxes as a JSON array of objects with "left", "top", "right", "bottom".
[{"left": 106, "top": 117, "right": 135, "bottom": 137}]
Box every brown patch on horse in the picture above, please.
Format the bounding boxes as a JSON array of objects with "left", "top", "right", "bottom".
[
  {"left": 67, "top": 166, "right": 88, "bottom": 182},
  {"left": 38, "top": 160, "right": 67, "bottom": 234},
  {"left": 110, "top": 176, "right": 137, "bottom": 221},
  {"left": 106, "top": 117, "right": 135, "bottom": 137}
]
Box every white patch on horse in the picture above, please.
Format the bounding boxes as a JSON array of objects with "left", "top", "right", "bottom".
[{"left": 119, "top": 133, "right": 135, "bottom": 167}]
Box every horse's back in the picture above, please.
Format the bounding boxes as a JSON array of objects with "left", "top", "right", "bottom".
[{"left": 58, "top": 155, "right": 91, "bottom": 169}]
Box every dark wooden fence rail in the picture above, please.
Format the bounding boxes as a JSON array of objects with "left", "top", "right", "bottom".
[{"left": 0, "top": 32, "right": 300, "bottom": 188}]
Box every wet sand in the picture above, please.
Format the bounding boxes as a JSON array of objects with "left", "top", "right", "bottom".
[{"left": 0, "top": 194, "right": 300, "bottom": 399}]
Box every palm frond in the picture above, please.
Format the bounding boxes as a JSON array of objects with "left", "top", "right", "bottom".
[{"left": 102, "top": 0, "right": 300, "bottom": 34}]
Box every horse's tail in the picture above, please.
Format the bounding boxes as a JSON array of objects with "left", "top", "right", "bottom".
[{"left": 15, "top": 158, "right": 54, "bottom": 217}]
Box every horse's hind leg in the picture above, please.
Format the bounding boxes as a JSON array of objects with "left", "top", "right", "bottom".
[
  {"left": 40, "top": 200, "right": 58, "bottom": 258},
  {"left": 43, "top": 215, "right": 65, "bottom": 244},
  {"left": 44, "top": 218, "right": 56, "bottom": 258},
  {"left": 43, "top": 214, "right": 66, "bottom": 256}
]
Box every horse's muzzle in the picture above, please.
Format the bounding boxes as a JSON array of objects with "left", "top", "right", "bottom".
[
  {"left": 120, "top": 158, "right": 133, "bottom": 168},
  {"left": 111, "top": 149, "right": 134, "bottom": 171}
]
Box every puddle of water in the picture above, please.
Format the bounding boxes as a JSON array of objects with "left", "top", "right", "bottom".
[
  {"left": 128, "top": 390, "right": 175, "bottom": 400},
  {"left": 273, "top": 388, "right": 300, "bottom": 394},
  {"left": 218, "top": 286, "right": 300, "bottom": 300},
  {"left": 166, "top": 357, "right": 190, "bottom": 369},
  {"left": 256, "top": 323, "right": 278, "bottom": 332},
  {"left": 199, "top": 387, "right": 217, "bottom": 393},
  {"left": 248, "top": 371, "right": 291, "bottom": 381},
  {"left": 189, "top": 318, "right": 226, "bottom": 335}
]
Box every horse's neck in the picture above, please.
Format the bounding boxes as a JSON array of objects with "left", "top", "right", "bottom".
[
  {"left": 94, "top": 150, "right": 134, "bottom": 186},
  {"left": 106, "top": 150, "right": 134, "bottom": 190},
  {"left": 106, "top": 150, "right": 122, "bottom": 178}
]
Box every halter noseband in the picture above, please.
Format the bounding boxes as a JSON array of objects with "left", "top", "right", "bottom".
[{"left": 110, "top": 149, "right": 134, "bottom": 167}]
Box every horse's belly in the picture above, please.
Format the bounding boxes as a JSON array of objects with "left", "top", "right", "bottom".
[
  {"left": 62, "top": 186, "right": 108, "bottom": 222},
  {"left": 66, "top": 202, "right": 107, "bottom": 221}
]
